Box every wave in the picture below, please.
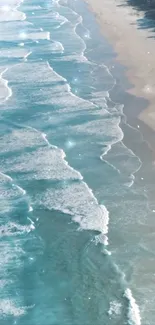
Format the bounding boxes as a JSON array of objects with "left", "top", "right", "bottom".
[
  {"left": 13, "top": 183, "right": 26, "bottom": 195},
  {"left": 0, "top": 299, "right": 26, "bottom": 317},
  {"left": 0, "top": 169, "right": 26, "bottom": 195},
  {"left": 24, "top": 50, "right": 32, "bottom": 61},
  {"left": 0, "top": 125, "right": 83, "bottom": 181},
  {"left": 0, "top": 171, "right": 12, "bottom": 182},
  {"left": 0, "top": 2, "right": 26, "bottom": 22},
  {"left": 108, "top": 300, "right": 122, "bottom": 316},
  {"left": 125, "top": 288, "right": 141, "bottom": 325},
  {"left": 0, "top": 68, "right": 12, "bottom": 102},
  {"left": 45, "top": 61, "right": 108, "bottom": 113},
  {"left": 36, "top": 179, "right": 109, "bottom": 238},
  {"left": 0, "top": 238, "right": 34, "bottom": 319},
  {"left": 49, "top": 41, "right": 64, "bottom": 53},
  {"left": 101, "top": 140, "right": 142, "bottom": 188},
  {"left": 0, "top": 48, "right": 30, "bottom": 59},
  {"left": 0, "top": 221, "right": 35, "bottom": 237}
]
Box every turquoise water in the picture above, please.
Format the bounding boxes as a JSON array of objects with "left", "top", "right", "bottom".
[{"left": 0, "top": 0, "right": 155, "bottom": 324}]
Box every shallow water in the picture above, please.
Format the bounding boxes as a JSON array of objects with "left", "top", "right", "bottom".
[{"left": 0, "top": 1, "right": 155, "bottom": 324}]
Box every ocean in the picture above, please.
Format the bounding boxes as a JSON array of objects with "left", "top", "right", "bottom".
[{"left": 0, "top": 0, "right": 154, "bottom": 324}]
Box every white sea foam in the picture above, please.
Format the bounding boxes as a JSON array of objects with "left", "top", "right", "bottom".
[
  {"left": 23, "top": 50, "right": 32, "bottom": 61},
  {"left": 1, "top": 61, "right": 97, "bottom": 114},
  {"left": 0, "top": 243, "right": 27, "bottom": 322},
  {"left": 0, "top": 171, "right": 13, "bottom": 182},
  {"left": 18, "top": 30, "right": 50, "bottom": 41},
  {"left": 2, "top": 146, "right": 82, "bottom": 181},
  {"left": 0, "top": 21, "right": 50, "bottom": 41},
  {"left": 50, "top": 41, "right": 64, "bottom": 53},
  {"left": 41, "top": 132, "right": 51, "bottom": 147},
  {"left": 0, "top": 3, "right": 26, "bottom": 22},
  {"left": 37, "top": 40, "right": 64, "bottom": 54},
  {"left": 49, "top": 10, "right": 86, "bottom": 55},
  {"left": 53, "top": 53, "right": 89, "bottom": 62},
  {"left": 0, "top": 167, "right": 28, "bottom": 217},
  {"left": 0, "top": 48, "right": 30, "bottom": 58},
  {"left": 20, "top": 5, "right": 41, "bottom": 11},
  {"left": 91, "top": 90, "right": 117, "bottom": 110},
  {"left": 28, "top": 206, "right": 33, "bottom": 212},
  {"left": 14, "top": 184, "right": 26, "bottom": 195},
  {"left": 0, "top": 68, "right": 12, "bottom": 102},
  {"left": 0, "top": 128, "right": 48, "bottom": 153},
  {"left": 0, "top": 181, "right": 24, "bottom": 200},
  {"left": 104, "top": 249, "right": 111, "bottom": 255},
  {"left": 108, "top": 300, "right": 122, "bottom": 316},
  {"left": 54, "top": 4, "right": 92, "bottom": 61},
  {"left": 0, "top": 0, "right": 24, "bottom": 6},
  {"left": 100, "top": 156, "right": 121, "bottom": 174},
  {"left": 124, "top": 288, "right": 141, "bottom": 325},
  {"left": 7, "top": 61, "right": 66, "bottom": 87},
  {"left": 0, "top": 299, "right": 26, "bottom": 317},
  {"left": 54, "top": 15, "right": 68, "bottom": 29},
  {"left": 47, "top": 61, "right": 67, "bottom": 81},
  {"left": 0, "top": 126, "right": 82, "bottom": 182},
  {"left": 0, "top": 222, "right": 35, "bottom": 237},
  {"left": 70, "top": 116, "right": 123, "bottom": 143},
  {"left": 37, "top": 181, "right": 109, "bottom": 235},
  {"left": 0, "top": 240, "right": 24, "bottom": 267}
]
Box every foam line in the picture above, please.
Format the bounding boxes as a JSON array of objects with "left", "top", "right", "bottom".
[
  {"left": 124, "top": 288, "right": 141, "bottom": 325},
  {"left": 27, "top": 126, "right": 83, "bottom": 180},
  {"left": 0, "top": 167, "right": 26, "bottom": 197},
  {"left": 0, "top": 171, "right": 13, "bottom": 182},
  {"left": 0, "top": 68, "right": 12, "bottom": 102},
  {"left": 14, "top": 184, "right": 26, "bottom": 195},
  {"left": 23, "top": 50, "right": 32, "bottom": 61}
]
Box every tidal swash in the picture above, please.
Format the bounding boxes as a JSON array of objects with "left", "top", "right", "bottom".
[{"left": 0, "top": 1, "right": 154, "bottom": 325}]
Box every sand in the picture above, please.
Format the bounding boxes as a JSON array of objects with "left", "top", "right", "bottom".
[{"left": 84, "top": 0, "right": 155, "bottom": 131}]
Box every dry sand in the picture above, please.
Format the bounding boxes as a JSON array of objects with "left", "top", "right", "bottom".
[{"left": 84, "top": 0, "right": 155, "bottom": 130}]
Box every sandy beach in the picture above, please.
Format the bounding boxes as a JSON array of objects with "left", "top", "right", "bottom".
[{"left": 84, "top": 0, "right": 155, "bottom": 131}]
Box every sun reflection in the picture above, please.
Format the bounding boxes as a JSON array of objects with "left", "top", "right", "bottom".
[
  {"left": 73, "top": 77, "right": 78, "bottom": 83},
  {"left": 19, "top": 42, "right": 25, "bottom": 47},
  {"left": 65, "top": 140, "right": 76, "bottom": 149},
  {"left": 143, "top": 84, "right": 153, "bottom": 94},
  {"left": 19, "top": 32, "right": 27, "bottom": 40},
  {"left": 84, "top": 32, "right": 90, "bottom": 39}
]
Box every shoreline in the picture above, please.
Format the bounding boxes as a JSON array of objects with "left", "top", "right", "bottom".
[
  {"left": 84, "top": 0, "right": 155, "bottom": 133},
  {"left": 66, "top": 1, "right": 155, "bottom": 323}
]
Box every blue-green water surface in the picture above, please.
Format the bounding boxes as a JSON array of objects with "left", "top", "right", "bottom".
[{"left": 0, "top": 1, "right": 155, "bottom": 324}]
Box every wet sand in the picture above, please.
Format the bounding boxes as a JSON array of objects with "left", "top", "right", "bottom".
[{"left": 84, "top": 0, "right": 155, "bottom": 131}]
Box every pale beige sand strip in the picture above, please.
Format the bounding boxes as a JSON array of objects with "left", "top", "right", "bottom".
[{"left": 84, "top": 0, "right": 155, "bottom": 130}]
